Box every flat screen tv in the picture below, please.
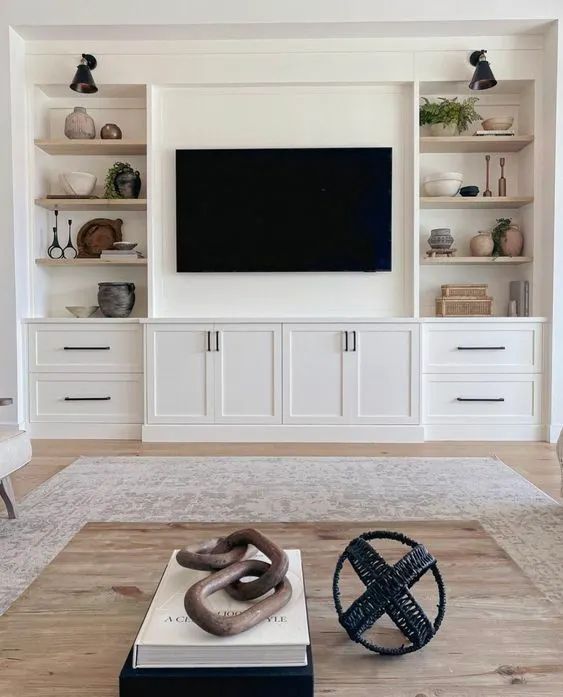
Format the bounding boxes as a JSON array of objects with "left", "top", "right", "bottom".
[{"left": 176, "top": 147, "right": 392, "bottom": 272}]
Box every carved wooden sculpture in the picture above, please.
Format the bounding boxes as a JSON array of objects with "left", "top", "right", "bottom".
[{"left": 176, "top": 528, "right": 292, "bottom": 636}]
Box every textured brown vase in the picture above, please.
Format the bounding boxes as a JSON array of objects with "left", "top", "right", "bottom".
[
  {"left": 64, "top": 107, "right": 95, "bottom": 139},
  {"left": 470, "top": 231, "right": 494, "bottom": 257},
  {"left": 500, "top": 224, "right": 524, "bottom": 257}
]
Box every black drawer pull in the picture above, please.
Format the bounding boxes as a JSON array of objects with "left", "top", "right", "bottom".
[
  {"left": 64, "top": 396, "right": 111, "bottom": 401},
  {"left": 457, "top": 346, "right": 506, "bottom": 351},
  {"left": 63, "top": 346, "right": 111, "bottom": 351},
  {"left": 456, "top": 397, "right": 505, "bottom": 402}
]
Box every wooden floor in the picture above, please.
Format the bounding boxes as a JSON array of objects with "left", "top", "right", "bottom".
[{"left": 11, "top": 439, "right": 562, "bottom": 502}]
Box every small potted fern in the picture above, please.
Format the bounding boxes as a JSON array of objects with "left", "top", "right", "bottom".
[{"left": 419, "top": 97, "right": 481, "bottom": 136}]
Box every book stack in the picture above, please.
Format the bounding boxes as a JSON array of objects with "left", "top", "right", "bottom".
[
  {"left": 474, "top": 129, "right": 515, "bottom": 137},
  {"left": 120, "top": 549, "right": 312, "bottom": 697},
  {"left": 101, "top": 249, "right": 142, "bottom": 259}
]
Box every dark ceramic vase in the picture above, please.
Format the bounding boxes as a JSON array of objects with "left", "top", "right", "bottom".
[
  {"left": 98, "top": 282, "right": 135, "bottom": 318},
  {"left": 114, "top": 169, "right": 141, "bottom": 199}
]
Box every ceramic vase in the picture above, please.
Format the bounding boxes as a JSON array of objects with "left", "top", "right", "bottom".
[
  {"left": 470, "top": 231, "right": 494, "bottom": 257},
  {"left": 64, "top": 107, "right": 95, "bottom": 140},
  {"left": 98, "top": 282, "right": 135, "bottom": 318},
  {"left": 114, "top": 168, "right": 141, "bottom": 199},
  {"left": 430, "top": 123, "right": 458, "bottom": 137},
  {"left": 500, "top": 224, "right": 524, "bottom": 257},
  {"left": 428, "top": 228, "right": 454, "bottom": 251},
  {"left": 100, "top": 123, "right": 123, "bottom": 139}
]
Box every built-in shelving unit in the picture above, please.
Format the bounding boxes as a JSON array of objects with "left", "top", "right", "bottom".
[
  {"left": 421, "top": 256, "right": 533, "bottom": 265},
  {"left": 34, "top": 139, "right": 147, "bottom": 156},
  {"left": 420, "top": 135, "right": 534, "bottom": 153},
  {"left": 420, "top": 196, "right": 533, "bottom": 209},
  {"left": 35, "top": 258, "right": 147, "bottom": 266},
  {"left": 35, "top": 198, "right": 147, "bottom": 211},
  {"left": 31, "top": 83, "right": 148, "bottom": 318}
]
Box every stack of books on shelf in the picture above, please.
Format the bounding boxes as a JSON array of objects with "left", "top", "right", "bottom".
[
  {"left": 474, "top": 129, "right": 515, "bottom": 137},
  {"left": 120, "top": 549, "right": 312, "bottom": 697},
  {"left": 100, "top": 249, "right": 143, "bottom": 260}
]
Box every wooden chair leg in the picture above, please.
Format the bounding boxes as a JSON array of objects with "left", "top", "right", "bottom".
[{"left": 0, "top": 476, "right": 17, "bottom": 519}]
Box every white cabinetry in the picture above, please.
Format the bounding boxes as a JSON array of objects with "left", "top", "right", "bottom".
[
  {"left": 283, "top": 323, "right": 419, "bottom": 424},
  {"left": 146, "top": 323, "right": 281, "bottom": 425},
  {"left": 26, "top": 321, "right": 143, "bottom": 438}
]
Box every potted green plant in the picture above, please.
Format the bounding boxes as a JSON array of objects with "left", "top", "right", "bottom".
[
  {"left": 419, "top": 97, "right": 481, "bottom": 136},
  {"left": 491, "top": 217, "right": 524, "bottom": 257},
  {"left": 104, "top": 161, "right": 141, "bottom": 199}
]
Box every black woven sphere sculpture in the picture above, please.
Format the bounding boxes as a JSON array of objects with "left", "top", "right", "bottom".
[{"left": 332, "top": 530, "right": 446, "bottom": 655}]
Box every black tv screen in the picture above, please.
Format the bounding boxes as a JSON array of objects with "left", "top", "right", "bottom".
[{"left": 176, "top": 147, "right": 392, "bottom": 272}]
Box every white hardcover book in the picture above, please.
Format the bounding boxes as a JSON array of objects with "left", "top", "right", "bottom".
[{"left": 133, "top": 549, "right": 310, "bottom": 669}]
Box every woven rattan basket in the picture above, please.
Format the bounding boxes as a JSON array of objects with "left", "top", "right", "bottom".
[
  {"left": 436, "top": 296, "right": 493, "bottom": 317},
  {"left": 441, "top": 283, "right": 488, "bottom": 298}
]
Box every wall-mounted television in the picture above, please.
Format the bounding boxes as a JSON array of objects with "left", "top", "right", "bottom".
[{"left": 176, "top": 147, "right": 392, "bottom": 272}]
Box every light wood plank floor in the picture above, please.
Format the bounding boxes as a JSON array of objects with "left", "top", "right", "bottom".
[{"left": 11, "top": 440, "right": 561, "bottom": 503}]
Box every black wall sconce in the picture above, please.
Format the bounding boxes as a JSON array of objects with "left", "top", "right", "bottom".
[
  {"left": 70, "top": 54, "right": 98, "bottom": 94},
  {"left": 469, "top": 50, "right": 497, "bottom": 91}
]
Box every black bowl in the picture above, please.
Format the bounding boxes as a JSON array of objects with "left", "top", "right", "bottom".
[{"left": 459, "top": 185, "right": 479, "bottom": 197}]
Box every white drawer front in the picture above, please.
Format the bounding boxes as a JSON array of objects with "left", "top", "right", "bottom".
[
  {"left": 29, "top": 324, "right": 142, "bottom": 373},
  {"left": 30, "top": 373, "right": 143, "bottom": 423},
  {"left": 424, "top": 374, "right": 541, "bottom": 425},
  {"left": 423, "top": 323, "right": 542, "bottom": 373}
]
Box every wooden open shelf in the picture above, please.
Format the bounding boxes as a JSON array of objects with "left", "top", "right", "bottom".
[
  {"left": 34, "top": 139, "right": 147, "bottom": 156},
  {"left": 35, "top": 257, "right": 147, "bottom": 267},
  {"left": 35, "top": 198, "right": 147, "bottom": 211},
  {"left": 420, "top": 196, "right": 533, "bottom": 210},
  {"left": 421, "top": 256, "right": 533, "bottom": 266},
  {"left": 420, "top": 135, "right": 534, "bottom": 153}
]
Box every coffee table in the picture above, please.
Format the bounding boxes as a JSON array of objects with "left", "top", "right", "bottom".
[{"left": 1, "top": 521, "right": 562, "bottom": 696}]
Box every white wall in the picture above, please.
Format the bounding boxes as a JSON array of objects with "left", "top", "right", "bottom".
[{"left": 153, "top": 85, "right": 411, "bottom": 317}]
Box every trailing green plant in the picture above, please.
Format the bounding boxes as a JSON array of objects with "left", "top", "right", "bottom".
[
  {"left": 419, "top": 97, "right": 481, "bottom": 133},
  {"left": 491, "top": 217, "right": 512, "bottom": 256},
  {"left": 104, "top": 161, "right": 133, "bottom": 199}
]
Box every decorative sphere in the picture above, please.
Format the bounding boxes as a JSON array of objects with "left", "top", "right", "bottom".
[{"left": 332, "top": 530, "right": 446, "bottom": 655}]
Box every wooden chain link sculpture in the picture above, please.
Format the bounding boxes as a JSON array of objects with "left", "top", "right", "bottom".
[{"left": 176, "top": 528, "right": 292, "bottom": 636}]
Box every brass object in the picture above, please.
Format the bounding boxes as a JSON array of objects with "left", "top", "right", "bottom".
[
  {"left": 184, "top": 559, "right": 292, "bottom": 637},
  {"left": 498, "top": 157, "right": 507, "bottom": 197}
]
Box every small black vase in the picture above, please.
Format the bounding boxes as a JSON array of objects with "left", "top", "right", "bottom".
[
  {"left": 98, "top": 282, "right": 135, "bottom": 318},
  {"left": 114, "top": 168, "right": 141, "bottom": 199}
]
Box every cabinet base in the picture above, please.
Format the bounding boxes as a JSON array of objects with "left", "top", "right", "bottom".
[
  {"left": 424, "top": 424, "right": 546, "bottom": 441},
  {"left": 142, "top": 424, "right": 424, "bottom": 443},
  {"left": 27, "top": 423, "right": 142, "bottom": 439}
]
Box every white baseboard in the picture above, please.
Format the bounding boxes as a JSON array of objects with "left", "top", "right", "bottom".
[
  {"left": 549, "top": 424, "right": 562, "bottom": 443},
  {"left": 424, "top": 424, "right": 547, "bottom": 441},
  {"left": 142, "top": 424, "right": 425, "bottom": 443},
  {"left": 27, "top": 423, "right": 142, "bottom": 439}
]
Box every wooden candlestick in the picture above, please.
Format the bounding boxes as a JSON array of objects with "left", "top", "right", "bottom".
[
  {"left": 498, "top": 157, "right": 507, "bottom": 197},
  {"left": 483, "top": 155, "right": 492, "bottom": 197}
]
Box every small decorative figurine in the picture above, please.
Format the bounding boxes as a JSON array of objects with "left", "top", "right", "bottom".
[
  {"left": 177, "top": 528, "right": 292, "bottom": 637},
  {"left": 498, "top": 157, "right": 507, "bottom": 197},
  {"left": 483, "top": 155, "right": 492, "bottom": 196},
  {"left": 332, "top": 530, "right": 446, "bottom": 655}
]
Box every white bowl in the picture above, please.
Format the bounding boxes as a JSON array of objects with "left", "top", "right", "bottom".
[
  {"left": 66, "top": 305, "right": 99, "bottom": 318},
  {"left": 59, "top": 172, "right": 97, "bottom": 197},
  {"left": 423, "top": 172, "right": 463, "bottom": 197},
  {"left": 481, "top": 117, "right": 514, "bottom": 131}
]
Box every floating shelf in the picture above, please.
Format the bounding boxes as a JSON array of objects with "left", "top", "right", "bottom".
[
  {"left": 35, "top": 198, "right": 147, "bottom": 211},
  {"left": 421, "top": 256, "right": 533, "bottom": 266},
  {"left": 34, "top": 139, "right": 147, "bottom": 156},
  {"left": 420, "top": 135, "right": 534, "bottom": 153},
  {"left": 35, "top": 258, "right": 147, "bottom": 267},
  {"left": 420, "top": 196, "right": 533, "bottom": 210}
]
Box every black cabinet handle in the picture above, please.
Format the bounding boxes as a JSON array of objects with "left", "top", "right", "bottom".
[
  {"left": 63, "top": 346, "right": 110, "bottom": 351},
  {"left": 206, "top": 331, "right": 211, "bottom": 352},
  {"left": 457, "top": 346, "right": 506, "bottom": 351},
  {"left": 215, "top": 331, "right": 220, "bottom": 352},
  {"left": 456, "top": 397, "right": 505, "bottom": 402},
  {"left": 352, "top": 330, "right": 357, "bottom": 352},
  {"left": 344, "top": 331, "right": 349, "bottom": 352},
  {"left": 64, "top": 396, "right": 111, "bottom": 401}
]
